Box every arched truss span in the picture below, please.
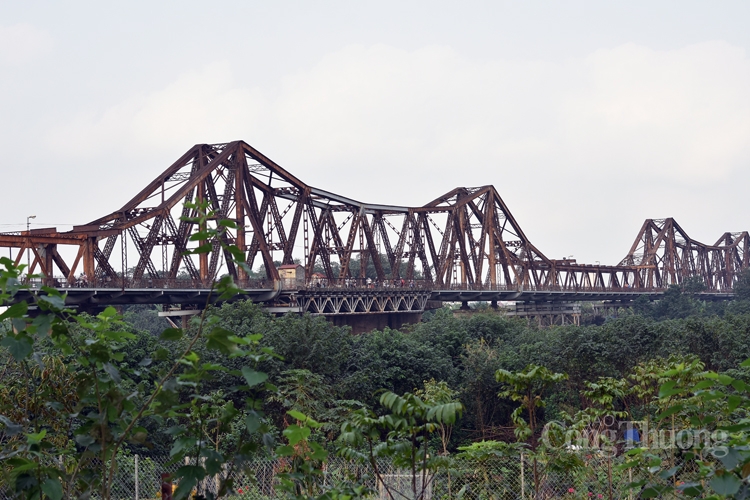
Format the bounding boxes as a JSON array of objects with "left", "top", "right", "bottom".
[{"left": 0, "top": 141, "right": 746, "bottom": 293}]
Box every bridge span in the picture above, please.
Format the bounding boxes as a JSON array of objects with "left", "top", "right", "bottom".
[
  {"left": 0, "top": 140, "right": 746, "bottom": 330},
  {"left": 11, "top": 281, "right": 734, "bottom": 332}
]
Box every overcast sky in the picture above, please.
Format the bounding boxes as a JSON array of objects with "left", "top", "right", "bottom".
[{"left": 1, "top": 1, "right": 749, "bottom": 265}]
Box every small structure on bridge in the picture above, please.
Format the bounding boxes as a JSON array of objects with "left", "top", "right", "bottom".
[{"left": 277, "top": 264, "right": 305, "bottom": 289}]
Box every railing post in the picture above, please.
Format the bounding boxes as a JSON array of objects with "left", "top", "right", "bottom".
[
  {"left": 520, "top": 452, "right": 525, "bottom": 499},
  {"left": 134, "top": 454, "right": 139, "bottom": 500}
]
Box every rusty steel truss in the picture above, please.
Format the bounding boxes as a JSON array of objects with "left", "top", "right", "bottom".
[
  {"left": 618, "top": 218, "right": 749, "bottom": 290},
  {"left": 0, "top": 141, "right": 747, "bottom": 294}
]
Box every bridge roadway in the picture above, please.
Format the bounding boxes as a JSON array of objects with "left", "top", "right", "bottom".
[{"left": 14, "top": 282, "right": 734, "bottom": 312}]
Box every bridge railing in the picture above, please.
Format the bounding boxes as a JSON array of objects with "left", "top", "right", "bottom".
[
  {"left": 29, "top": 276, "right": 735, "bottom": 295},
  {"left": 29, "top": 276, "right": 273, "bottom": 290}
]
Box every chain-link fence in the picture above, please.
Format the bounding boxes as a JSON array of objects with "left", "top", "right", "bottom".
[{"left": 0, "top": 452, "right": 703, "bottom": 499}]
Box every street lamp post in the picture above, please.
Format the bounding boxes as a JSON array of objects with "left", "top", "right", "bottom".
[{"left": 26, "top": 215, "right": 36, "bottom": 278}]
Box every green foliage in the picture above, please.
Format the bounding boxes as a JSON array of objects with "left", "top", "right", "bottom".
[
  {"left": 0, "top": 201, "right": 276, "bottom": 500},
  {"left": 619, "top": 357, "right": 750, "bottom": 499},
  {"left": 338, "top": 390, "right": 463, "bottom": 500},
  {"left": 261, "top": 313, "right": 352, "bottom": 381},
  {"left": 455, "top": 440, "right": 527, "bottom": 460},
  {"left": 733, "top": 269, "right": 750, "bottom": 302},
  {"left": 2, "top": 195, "right": 750, "bottom": 497},
  {"left": 496, "top": 364, "right": 568, "bottom": 444},
  {"left": 342, "top": 327, "right": 456, "bottom": 407}
]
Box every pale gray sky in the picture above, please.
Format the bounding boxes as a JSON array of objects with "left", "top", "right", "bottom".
[{"left": 1, "top": 1, "right": 749, "bottom": 265}]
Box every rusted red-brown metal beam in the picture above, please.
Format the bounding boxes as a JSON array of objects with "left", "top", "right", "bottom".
[{"left": 0, "top": 141, "right": 746, "bottom": 294}]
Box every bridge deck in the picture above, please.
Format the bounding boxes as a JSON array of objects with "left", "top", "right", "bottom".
[{"left": 12, "top": 283, "right": 734, "bottom": 310}]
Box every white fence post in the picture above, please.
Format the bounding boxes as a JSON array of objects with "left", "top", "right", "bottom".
[
  {"left": 520, "top": 453, "right": 525, "bottom": 500},
  {"left": 134, "top": 454, "right": 139, "bottom": 500}
]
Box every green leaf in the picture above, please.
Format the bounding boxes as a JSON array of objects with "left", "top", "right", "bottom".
[
  {"left": 103, "top": 330, "right": 137, "bottom": 342},
  {"left": 309, "top": 441, "right": 328, "bottom": 461},
  {"left": 657, "top": 404, "right": 684, "bottom": 421},
  {"left": 692, "top": 380, "right": 714, "bottom": 391},
  {"left": 0, "top": 301, "right": 27, "bottom": 320},
  {"left": 720, "top": 422, "right": 750, "bottom": 432},
  {"left": 718, "top": 448, "right": 742, "bottom": 471},
  {"left": 731, "top": 380, "right": 748, "bottom": 393},
  {"left": 103, "top": 363, "right": 121, "bottom": 383},
  {"left": 1, "top": 334, "right": 32, "bottom": 361},
  {"left": 640, "top": 488, "right": 658, "bottom": 499},
  {"left": 191, "top": 243, "right": 213, "bottom": 254},
  {"left": 171, "top": 437, "right": 197, "bottom": 457},
  {"left": 276, "top": 445, "right": 295, "bottom": 456},
  {"left": 0, "top": 415, "right": 22, "bottom": 435},
  {"left": 200, "top": 449, "right": 224, "bottom": 475},
  {"left": 427, "top": 402, "right": 463, "bottom": 424},
  {"left": 41, "top": 478, "right": 63, "bottom": 500},
  {"left": 27, "top": 429, "right": 47, "bottom": 443},
  {"left": 241, "top": 367, "right": 268, "bottom": 388},
  {"left": 677, "top": 482, "right": 703, "bottom": 496},
  {"left": 658, "top": 466, "right": 680, "bottom": 480},
  {"left": 658, "top": 380, "right": 681, "bottom": 398},
  {"left": 641, "top": 486, "right": 668, "bottom": 498},
  {"left": 741, "top": 358, "right": 750, "bottom": 368},
  {"left": 283, "top": 424, "right": 310, "bottom": 446},
  {"left": 160, "top": 328, "right": 183, "bottom": 341},
  {"left": 173, "top": 476, "right": 198, "bottom": 500},
  {"left": 38, "top": 294, "right": 65, "bottom": 310},
  {"left": 710, "top": 472, "right": 741, "bottom": 496},
  {"left": 189, "top": 231, "right": 211, "bottom": 242},
  {"left": 154, "top": 347, "right": 171, "bottom": 360},
  {"left": 287, "top": 410, "right": 308, "bottom": 422},
  {"left": 227, "top": 245, "right": 245, "bottom": 262},
  {"left": 728, "top": 395, "right": 742, "bottom": 412},
  {"left": 245, "top": 413, "right": 261, "bottom": 434},
  {"left": 206, "top": 327, "right": 239, "bottom": 355}
]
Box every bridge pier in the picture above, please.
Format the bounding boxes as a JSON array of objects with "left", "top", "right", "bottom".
[
  {"left": 328, "top": 312, "right": 423, "bottom": 334},
  {"left": 506, "top": 302, "right": 582, "bottom": 327}
]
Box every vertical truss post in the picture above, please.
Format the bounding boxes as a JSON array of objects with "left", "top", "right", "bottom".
[
  {"left": 303, "top": 206, "right": 309, "bottom": 270},
  {"left": 236, "top": 155, "right": 247, "bottom": 280},
  {"left": 84, "top": 237, "right": 96, "bottom": 281},
  {"left": 121, "top": 231, "right": 127, "bottom": 287},
  {"left": 197, "top": 178, "right": 208, "bottom": 283},
  {"left": 487, "top": 195, "right": 497, "bottom": 287}
]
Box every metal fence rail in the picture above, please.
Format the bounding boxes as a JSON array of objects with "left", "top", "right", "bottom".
[{"left": 0, "top": 452, "right": 702, "bottom": 500}]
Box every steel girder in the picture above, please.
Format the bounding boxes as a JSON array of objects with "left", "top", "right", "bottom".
[{"left": 0, "top": 141, "right": 747, "bottom": 293}]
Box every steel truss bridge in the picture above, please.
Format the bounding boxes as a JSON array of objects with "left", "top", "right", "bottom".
[{"left": 1, "top": 140, "right": 747, "bottom": 321}]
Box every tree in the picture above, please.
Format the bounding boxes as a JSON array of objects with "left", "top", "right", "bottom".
[
  {"left": 652, "top": 285, "right": 703, "bottom": 320},
  {"left": 262, "top": 313, "right": 352, "bottom": 381},
  {"left": 620, "top": 356, "right": 750, "bottom": 499},
  {"left": 414, "top": 379, "right": 461, "bottom": 455},
  {"left": 342, "top": 328, "right": 456, "bottom": 407},
  {"left": 496, "top": 364, "right": 568, "bottom": 495},
  {"left": 733, "top": 268, "right": 750, "bottom": 302},
  {"left": 338, "top": 390, "right": 463, "bottom": 500},
  {"left": 0, "top": 201, "right": 277, "bottom": 500},
  {"left": 459, "top": 339, "right": 505, "bottom": 439}
]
